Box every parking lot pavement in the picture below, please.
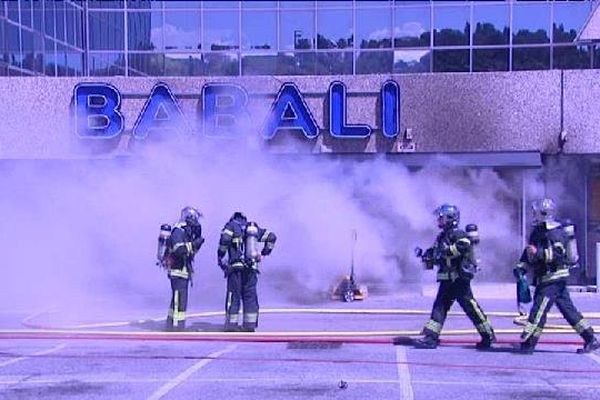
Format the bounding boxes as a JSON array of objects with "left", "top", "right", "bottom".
[{"left": 0, "top": 292, "right": 599, "bottom": 399}]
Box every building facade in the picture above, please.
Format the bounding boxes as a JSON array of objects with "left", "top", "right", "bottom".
[{"left": 0, "top": 0, "right": 597, "bottom": 77}]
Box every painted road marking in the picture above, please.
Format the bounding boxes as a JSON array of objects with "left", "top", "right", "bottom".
[
  {"left": 146, "top": 344, "right": 237, "bottom": 400},
  {"left": 0, "top": 377, "right": 597, "bottom": 389},
  {"left": 395, "top": 346, "right": 415, "bottom": 400},
  {"left": 0, "top": 343, "right": 66, "bottom": 368}
]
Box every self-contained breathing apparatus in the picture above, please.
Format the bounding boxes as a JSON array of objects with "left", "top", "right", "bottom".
[
  {"left": 415, "top": 223, "right": 481, "bottom": 279},
  {"left": 156, "top": 223, "right": 173, "bottom": 269}
]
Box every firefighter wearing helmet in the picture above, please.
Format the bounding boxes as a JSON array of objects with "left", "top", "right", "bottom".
[
  {"left": 411, "top": 204, "right": 496, "bottom": 350},
  {"left": 515, "top": 198, "right": 599, "bottom": 354}
]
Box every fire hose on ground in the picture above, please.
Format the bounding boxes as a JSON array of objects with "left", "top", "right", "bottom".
[{"left": 10, "top": 308, "right": 600, "bottom": 345}]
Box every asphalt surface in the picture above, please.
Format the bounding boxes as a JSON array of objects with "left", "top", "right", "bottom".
[{"left": 1, "top": 289, "right": 599, "bottom": 400}]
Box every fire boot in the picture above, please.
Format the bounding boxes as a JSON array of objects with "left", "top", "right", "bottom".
[{"left": 414, "top": 335, "right": 439, "bottom": 349}]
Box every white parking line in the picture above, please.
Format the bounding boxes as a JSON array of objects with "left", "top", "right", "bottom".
[
  {"left": 146, "top": 344, "right": 237, "bottom": 400},
  {"left": 395, "top": 346, "right": 415, "bottom": 400},
  {"left": 0, "top": 343, "right": 66, "bottom": 369}
]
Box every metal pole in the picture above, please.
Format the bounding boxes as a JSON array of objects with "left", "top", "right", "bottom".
[{"left": 596, "top": 242, "right": 600, "bottom": 293}]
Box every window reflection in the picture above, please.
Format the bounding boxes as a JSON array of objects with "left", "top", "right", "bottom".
[
  {"left": 394, "top": 6, "right": 430, "bottom": 48},
  {"left": 90, "top": 52, "right": 126, "bottom": 76},
  {"left": 204, "top": 52, "right": 239, "bottom": 76},
  {"left": 204, "top": 11, "right": 239, "bottom": 51},
  {"left": 473, "top": 48, "right": 508, "bottom": 72},
  {"left": 317, "top": 9, "right": 353, "bottom": 49},
  {"left": 513, "top": 4, "right": 550, "bottom": 45},
  {"left": 393, "top": 49, "right": 430, "bottom": 73},
  {"left": 242, "top": 10, "right": 276, "bottom": 51},
  {"left": 553, "top": 46, "right": 590, "bottom": 70},
  {"left": 165, "top": 53, "right": 204, "bottom": 76},
  {"left": 128, "top": 53, "right": 164, "bottom": 76},
  {"left": 242, "top": 53, "right": 277, "bottom": 75},
  {"left": 356, "top": 8, "right": 391, "bottom": 49},
  {"left": 433, "top": 49, "right": 469, "bottom": 72},
  {"left": 315, "top": 51, "right": 352, "bottom": 74},
  {"left": 89, "top": 12, "right": 124, "bottom": 51},
  {"left": 164, "top": 11, "right": 201, "bottom": 51},
  {"left": 433, "top": 5, "right": 470, "bottom": 46},
  {"left": 276, "top": 52, "right": 315, "bottom": 75},
  {"left": 472, "top": 4, "right": 509, "bottom": 46},
  {"left": 356, "top": 50, "right": 393, "bottom": 74},
  {"left": 512, "top": 47, "right": 550, "bottom": 71},
  {"left": 128, "top": 11, "right": 162, "bottom": 50},
  {"left": 553, "top": 2, "right": 592, "bottom": 44},
  {"left": 280, "top": 10, "right": 314, "bottom": 50}
]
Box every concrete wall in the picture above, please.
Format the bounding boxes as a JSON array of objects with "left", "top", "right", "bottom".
[{"left": 0, "top": 70, "right": 597, "bottom": 159}]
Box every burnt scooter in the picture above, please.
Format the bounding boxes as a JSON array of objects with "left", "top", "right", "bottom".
[{"left": 331, "top": 230, "right": 368, "bottom": 302}]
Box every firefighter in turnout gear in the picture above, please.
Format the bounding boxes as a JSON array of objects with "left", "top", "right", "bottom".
[
  {"left": 164, "top": 206, "right": 204, "bottom": 331},
  {"left": 415, "top": 204, "right": 496, "bottom": 350},
  {"left": 516, "top": 198, "right": 599, "bottom": 354},
  {"left": 217, "top": 212, "right": 277, "bottom": 332}
]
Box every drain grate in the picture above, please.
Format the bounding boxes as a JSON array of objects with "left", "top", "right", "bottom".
[{"left": 287, "top": 342, "right": 343, "bottom": 350}]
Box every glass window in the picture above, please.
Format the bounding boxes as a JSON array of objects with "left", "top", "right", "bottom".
[
  {"left": 22, "top": 29, "right": 34, "bottom": 72},
  {"left": 394, "top": 6, "right": 430, "bottom": 48},
  {"left": 553, "top": 46, "right": 590, "bottom": 70},
  {"left": 356, "top": 50, "right": 393, "bottom": 74},
  {"left": 21, "top": 0, "right": 32, "bottom": 28},
  {"left": 126, "top": 1, "right": 160, "bottom": 10},
  {"left": 164, "top": 11, "right": 201, "bottom": 51},
  {"left": 203, "top": 52, "right": 239, "bottom": 76},
  {"left": 433, "top": 5, "right": 470, "bottom": 47},
  {"left": 128, "top": 52, "right": 164, "bottom": 76},
  {"left": 55, "top": 1, "right": 65, "bottom": 42},
  {"left": 513, "top": 4, "right": 550, "bottom": 45},
  {"left": 433, "top": 49, "right": 469, "bottom": 72},
  {"left": 242, "top": 1, "right": 276, "bottom": 8},
  {"left": 204, "top": 1, "right": 239, "bottom": 9},
  {"left": 33, "top": 5, "right": 43, "bottom": 32},
  {"left": 89, "top": 52, "right": 126, "bottom": 76},
  {"left": 553, "top": 2, "right": 591, "bottom": 44},
  {"left": 75, "top": 9, "right": 83, "bottom": 48},
  {"left": 165, "top": 53, "right": 205, "bottom": 76},
  {"left": 472, "top": 4, "right": 509, "bottom": 46},
  {"left": 7, "top": 1, "right": 19, "bottom": 23},
  {"left": 280, "top": 1, "right": 314, "bottom": 9},
  {"left": 66, "top": 51, "right": 83, "bottom": 76},
  {"left": 275, "top": 52, "right": 315, "bottom": 75},
  {"left": 393, "top": 49, "right": 430, "bottom": 73},
  {"left": 0, "top": 2, "right": 5, "bottom": 18},
  {"left": 66, "top": 4, "right": 75, "bottom": 46},
  {"left": 357, "top": 8, "right": 391, "bottom": 49},
  {"left": 242, "top": 10, "right": 276, "bottom": 51},
  {"left": 6, "top": 23, "right": 20, "bottom": 68},
  {"left": 242, "top": 53, "right": 277, "bottom": 75},
  {"left": 280, "top": 10, "right": 314, "bottom": 50},
  {"left": 165, "top": 1, "right": 201, "bottom": 8},
  {"left": 44, "top": 38, "right": 55, "bottom": 76},
  {"left": 512, "top": 47, "right": 550, "bottom": 71},
  {"left": 128, "top": 11, "right": 163, "bottom": 50},
  {"left": 473, "top": 48, "right": 508, "bottom": 72},
  {"left": 44, "top": 0, "right": 55, "bottom": 37},
  {"left": 56, "top": 43, "right": 67, "bottom": 76},
  {"left": 317, "top": 9, "right": 353, "bottom": 49},
  {"left": 88, "top": 1, "right": 124, "bottom": 9},
  {"left": 356, "top": 1, "right": 390, "bottom": 6},
  {"left": 315, "top": 51, "right": 352, "bottom": 74},
  {"left": 89, "top": 11, "right": 124, "bottom": 50},
  {"left": 317, "top": 1, "right": 352, "bottom": 8},
  {"left": 33, "top": 32, "right": 44, "bottom": 74},
  {"left": 204, "top": 11, "right": 239, "bottom": 51}
]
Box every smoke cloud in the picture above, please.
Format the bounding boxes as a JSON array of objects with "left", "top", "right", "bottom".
[{"left": 0, "top": 117, "right": 526, "bottom": 324}]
